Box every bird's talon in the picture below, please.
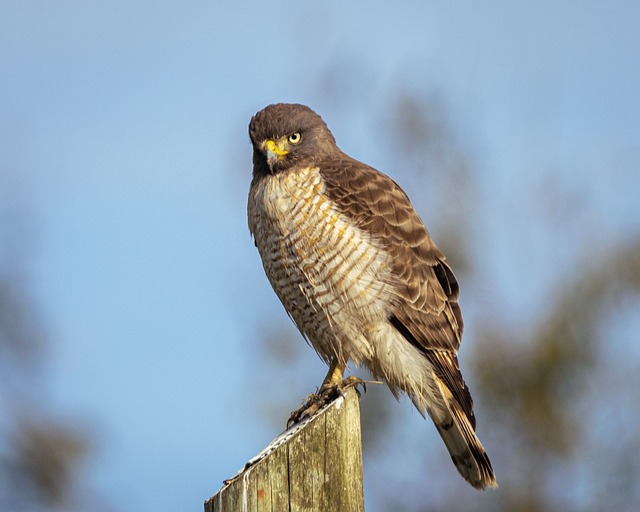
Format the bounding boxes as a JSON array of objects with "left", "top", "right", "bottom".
[{"left": 286, "top": 377, "right": 367, "bottom": 428}]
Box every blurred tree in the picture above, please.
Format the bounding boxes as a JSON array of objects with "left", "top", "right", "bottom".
[
  {"left": 377, "top": 93, "right": 640, "bottom": 511},
  {"left": 0, "top": 174, "right": 108, "bottom": 512},
  {"left": 471, "top": 238, "right": 640, "bottom": 512}
]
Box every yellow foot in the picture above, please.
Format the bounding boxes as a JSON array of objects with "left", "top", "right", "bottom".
[{"left": 286, "top": 376, "right": 366, "bottom": 429}]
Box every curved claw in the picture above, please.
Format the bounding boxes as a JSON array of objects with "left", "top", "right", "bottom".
[{"left": 340, "top": 375, "right": 366, "bottom": 397}]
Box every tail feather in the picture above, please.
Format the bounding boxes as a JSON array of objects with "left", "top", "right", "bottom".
[
  {"left": 368, "top": 322, "right": 497, "bottom": 489},
  {"left": 431, "top": 376, "right": 497, "bottom": 490}
]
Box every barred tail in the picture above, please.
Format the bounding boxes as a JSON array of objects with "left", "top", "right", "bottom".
[{"left": 429, "top": 376, "right": 497, "bottom": 490}]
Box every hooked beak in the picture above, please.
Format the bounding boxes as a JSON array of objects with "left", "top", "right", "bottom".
[{"left": 262, "top": 139, "right": 288, "bottom": 169}]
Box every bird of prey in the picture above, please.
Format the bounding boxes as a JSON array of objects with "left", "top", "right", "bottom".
[{"left": 247, "top": 103, "right": 497, "bottom": 490}]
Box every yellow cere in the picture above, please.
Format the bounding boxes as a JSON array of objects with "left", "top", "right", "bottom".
[{"left": 263, "top": 139, "right": 289, "bottom": 157}]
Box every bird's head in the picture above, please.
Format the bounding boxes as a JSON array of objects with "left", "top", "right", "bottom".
[{"left": 249, "top": 103, "right": 337, "bottom": 176}]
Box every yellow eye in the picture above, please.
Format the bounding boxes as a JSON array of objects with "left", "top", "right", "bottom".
[{"left": 288, "top": 132, "right": 302, "bottom": 144}]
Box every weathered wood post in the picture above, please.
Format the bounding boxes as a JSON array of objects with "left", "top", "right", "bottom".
[{"left": 205, "top": 388, "right": 364, "bottom": 512}]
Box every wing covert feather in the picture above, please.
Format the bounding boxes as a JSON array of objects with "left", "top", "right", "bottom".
[{"left": 319, "top": 157, "right": 463, "bottom": 353}]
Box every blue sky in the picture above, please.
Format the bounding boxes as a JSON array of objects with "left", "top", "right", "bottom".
[{"left": 1, "top": 1, "right": 639, "bottom": 511}]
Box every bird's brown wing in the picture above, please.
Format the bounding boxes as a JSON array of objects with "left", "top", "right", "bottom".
[{"left": 319, "top": 156, "right": 474, "bottom": 423}]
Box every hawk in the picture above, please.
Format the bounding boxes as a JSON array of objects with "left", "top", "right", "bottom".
[{"left": 247, "top": 103, "right": 497, "bottom": 490}]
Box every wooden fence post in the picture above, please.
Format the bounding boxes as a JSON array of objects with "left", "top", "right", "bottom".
[{"left": 205, "top": 388, "right": 364, "bottom": 512}]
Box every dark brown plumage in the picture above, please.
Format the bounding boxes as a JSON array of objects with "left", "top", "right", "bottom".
[{"left": 247, "top": 103, "right": 497, "bottom": 489}]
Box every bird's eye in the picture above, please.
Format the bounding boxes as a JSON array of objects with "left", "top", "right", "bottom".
[{"left": 288, "top": 132, "right": 302, "bottom": 144}]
